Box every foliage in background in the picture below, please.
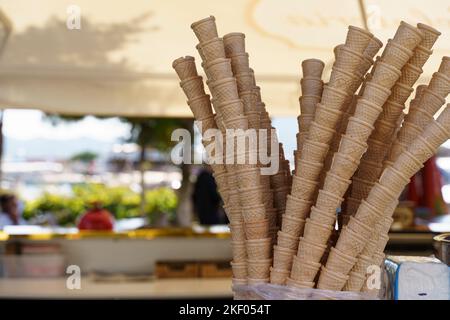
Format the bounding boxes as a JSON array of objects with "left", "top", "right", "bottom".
[
  {"left": 23, "top": 184, "right": 178, "bottom": 226},
  {"left": 70, "top": 151, "right": 98, "bottom": 163}
]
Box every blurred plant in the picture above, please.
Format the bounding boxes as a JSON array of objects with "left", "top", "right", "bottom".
[
  {"left": 23, "top": 184, "right": 177, "bottom": 226},
  {"left": 70, "top": 151, "right": 98, "bottom": 163}
]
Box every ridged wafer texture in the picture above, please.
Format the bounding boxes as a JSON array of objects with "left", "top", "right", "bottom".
[
  {"left": 235, "top": 71, "right": 256, "bottom": 93},
  {"left": 380, "top": 39, "right": 413, "bottom": 70},
  {"left": 321, "top": 173, "right": 352, "bottom": 200},
  {"left": 302, "top": 59, "right": 325, "bottom": 78},
  {"left": 428, "top": 72, "right": 450, "bottom": 97},
  {"left": 345, "top": 116, "right": 375, "bottom": 142},
  {"left": 350, "top": 176, "right": 374, "bottom": 201},
  {"left": 320, "top": 85, "right": 350, "bottom": 111},
  {"left": 210, "top": 77, "right": 240, "bottom": 103},
  {"left": 180, "top": 75, "right": 205, "bottom": 100},
  {"left": 326, "top": 247, "right": 358, "bottom": 275},
  {"left": 363, "top": 138, "right": 390, "bottom": 163},
  {"left": 389, "top": 82, "right": 414, "bottom": 104},
  {"left": 301, "top": 139, "right": 330, "bottom": 163},
  {"left": 334, "top": 46, "right": 366, "bottom": 72},
  {"left": 291, "top": 175, "right": 318, "bottom": 201},
  {"left": 187, "top": 94, "right": 214, "bottom": 120},
  {"left": 344, "top": 26, "right": 373, "bottom": 54},
  {"left": 317, "top": 266, "right": 349, "bottom": 291},
  {"left": 364, "top": 36, "right": 383, "bottom": 58},
  {"left": 223, "top": 32, "right": 246, "bottom": 56},
  {"left": 300, "top": 95, "right": 321, "bottom": 114},
  {"left": 416, "top": 23, "right": 441, "bottom": 50},
  {"left": 353, "top": 98, "right": 383, "bottom": 124},
  {"left": 205, "top": 58, "right": 233, "bottom": 81},
  {"left": 331, "top": 152, "right": 360, "bottom": 179},
  {"left": 379, "top": 166, "right": 410, "bottom": 195},
  {"left": 392, "top": 21, "right": 424, "bottom": 51},
  {"left": 399, "top": 63, "right": 423, "bottom": 87},
  {"left": 302, "top": 218, "right": 334, "bottom": 246},
  {"left": 200, "top": 37, "right": 226, "bottom": 62},
  {"left": 370, "top": 62, "right": 402, "bottom": 89},
  {"left": 355, "top": 159, "right": 383, "bottom": 181},
  {"left": 308, "top": 121, "right": 336, "bottom": 144},
  {"left": 314, "top": 102, "right": 344, "bottom": 126},
  {"left": 173, "top": 56, "right": 198, "bottom": 80},
  {"left": 329, "top": 66, "right": 361, "bottom": 93},
  {"left": 438, "top": 56, "right": 450, "bottom": 75},
  {"left": 229, "top": 52, "right": 250, "bottom": 75},
  {"left": 301, "top": 77, "right": 324, "bottom": 97},
  {"left": 290, "top": 255, "right": 322, "bottom": 282},
  {"left": 361, "top": 82, "right": 392, "bottom": 106},
  {"left": 344, "top": 270, "right": 366, "bottom": 292},
  {"left": 191, "top": 16, "right": 218, "bottom": 43},
  {"left": 409, "top": 45, "right": 432, "bottom": 67}
]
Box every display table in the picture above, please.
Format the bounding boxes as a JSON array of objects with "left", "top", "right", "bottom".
[{"left": 0, "top": 277, "right": 233, "bottom": 299}]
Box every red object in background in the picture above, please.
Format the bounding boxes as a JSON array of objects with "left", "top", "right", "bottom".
[
  {"left": 422, "top": 157, "right": 447, "bottom": 216},
  {"left": 77, "top": 204, "right": 114, "bottom": 231}
]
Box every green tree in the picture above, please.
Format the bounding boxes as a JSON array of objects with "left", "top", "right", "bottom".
[{"left": 70, "top": 151, "right": 98, "bottom": 163}]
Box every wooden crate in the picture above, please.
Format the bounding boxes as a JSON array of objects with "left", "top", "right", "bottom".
[
  {"left": 154, "top": 260, "right": 199, "bottom": 278},
  {"left": 199, "top": 260, "right": 232, "bottom": 278}
]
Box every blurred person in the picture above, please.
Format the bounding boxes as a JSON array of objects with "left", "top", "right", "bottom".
[
  {"left": 192, "top": 166, "right": 226, "bottom": 225},
  {"left": 0, "top": 194, "right": 26, "bottom": 229}
]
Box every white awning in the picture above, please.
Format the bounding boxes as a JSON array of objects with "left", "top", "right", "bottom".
[{"left": 0, "top": 0, "right": 448, "bottom": 117}]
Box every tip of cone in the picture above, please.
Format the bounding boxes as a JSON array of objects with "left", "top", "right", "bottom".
[{"left": 417, "top": 22, "right": 442, "bottom": 36}]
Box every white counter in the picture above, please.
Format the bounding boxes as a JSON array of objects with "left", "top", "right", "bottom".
[{"left": 0, "top": 277, "right": 233, "bottom": 299}]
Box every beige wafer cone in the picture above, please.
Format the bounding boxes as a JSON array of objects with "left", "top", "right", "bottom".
[
  {"left": 290, "top": 256, "right": 322, "bottom": 282},
  {"left": 298, "top": 114, "right": 314, "bottom": 132},
  {"left": 364, "top": 36, "right": 383, "bottom": 58},
  {"left": 302, "top": 58, "right": 325, "bottom": 78},
  {"left": 345, "top": 117, "right": 375, "bottom": 142},
  {"left": 284, "top": 195, "right": 312, "bottom": 219},
  {"left": 379, "top": 99, "right": 406, "bottom": 123},
  {"left": 408, "top": 134, "right": 437, "bottom": 164},
  {"left": 355, "top": 159, "right": 383, "bottom": 181},
  {"left": 363, "top": 138, "right": 390, "bottom": 162},
  {"left": 329, "top": 66, "right": 360, "bottom": 93},
  {"left": 217, "top": 99, "right": 244, "bottom": 122},
  {"left": 322, "top": 172, "right": 352, "bottom": 199},
  {"left": 191, "top": 16, "right": 218, "bottom": 43},
  {"left": 320, "top": 85, "right": 349, "bottom": 110},
  {"left": 350, "top": 255, "right": 373, "bottom": 281},
  {"left": 314, "top": 103, "right": 343, "bottom": 125},
  {"left": 316, "top": 190, "right": 344, "bottom": 213},
  {"left": 354, "top": 199, "right": 384, "bottom": 226},
  {"left": 370, "top": 61, "right": 402, "bottom": 88},
  {"left": 344, "top": 26, "right": 373, "bottom": 54},
  {"left": 244, "top": 218, "right": 269, "bottom": 240},
  {"left": 272, "top": 245, "right": 296, "bottom": 271},
  {"left": 239, "top": 186, "right": 264, "bottom": 207},
  {"left": 409, "top": 45, "right": 433, "bottom": 67},
  {"left": 302, "top": 218, "right": 334, "bottom": 245},
  {"left": 200, "top": 37, "right": 226, "bottom": 62},
  {"left": 399, "top": 63, "right": 423, "bottom": 87},
  {"left": 210, "top": 77, "right": 240, "bottom": 103},
  {"left": 301, "top": 77, "right": 324, "bottom": 97},
  {"left": 344, "top": 270, "right": 366, "bottom": 292},
  {"left": 353, "top": 99, "right": 383, "bottom": 124},
  {"left": 247, "top": 258, "right": 272, "bottom": 279},
  {"left": 428, "top": 72, "right": 450, "bottom": 97},
  {"left": 392, "top": 21, "right": 424, "bottom": 50},
  {"left": 223, "top": 32, "right": 245, "bottom": 56},
  {"left": 229, "top": 222, "right": 246, "bottom": 242},
  {"left": 335, "top": 225, "right": 367, "bottom": 257},
  {"left": 301, "top": 139, "right": 329, "bottom": 163},
  {"left": 269, "top": 267, "right": 291, "bottom": 285},
  {"left": 438, "top": 56, "right": 450, "bottom": 74},
  {"left": 271, "top": 172, "right": 288, "bottom": 189},
  {"left": 247, "top": 277, "right": 269, "bottom": 285},
  {"left": 317, "top": 266, "right": 349, "bottom": 291},
  {"left": 371, "top": 119, "right": 397, "bottom": 142},
  {"left": 229, "top": 52, "right": 250, "bottom": 75},
  {"left": 230, "top": 261, "right": 247, "bottom": 279},
  {"left": 225, "top": 115, "right": 249, "bottom": 130},
  {"left": 280, "top": 214, "right": 306, "bottom": 237},
  {"left": 197, "top": 114, "right": 217, "bottom": 135},
  {"left": 417, "top": 23, "right": 441, "bottom": 50},
  {"left": 425, "top": 110, "right": 450, "bottom": 149},
  {"left": 347, "top": 216, "right": 372, "bottom": 236},
  {"left": 309, "top": 206, "right": 337, "bottom": 225},
  {"left": 390, "top": 82, "right": 414, "bottom": 104},
  {"left": 246, "top": 111, "right": 261, "bottom": 129},
  {"left": 235, "top": 166, "right": 261, "bottom": 189},
  {"left": 406, "top": 108, "right": 434, "bottom": 129},
  {"left": 291, "top": 176, "right": 318, "bottom": 201},
  {"left": 246, "top": 238, "right": 272, "bottom": 260},
  {"left": 416, "top": 88, "right": 446, "bottom": 116},
  {"left": 231, "top": 240, "right": 247, "bottom": 261},
  {"left": 381, "top": 39, "right": 413, "bottom": 69},
  {"left": 240, "top": 90, "right": 258, "bottom": 112},
  {"left": 296, "top": 236, "right": 327, "bottom": 262},
  {"left": 296, "top": 159, "right": 323, "bottom": 181},
  {"left": 366, "top": 183, "right": 398, "bottom": 209},
  {"left": 300, "top": 95, "right": 321, "bottom": 114},
  {"left": 308, "top": 121, "right": 336, "bottom": 144},
  {"left": 276, "top": 230, "right": 300, "bottom": 251},
  {"left": 351, "top": 177, "right": 375, "bottom": 201},
  {"left": 361, "top": 82, "right": 392, "bottom": 106},
  {"left": 236, "top": 72, "right": 256, "bottom": 93},
  {"left": 205, "top": 58, "right": 233, "bottom": 80},
  {"left": 330, "top": 152, "right": 360, "bottom": 178},
  {"left": 334, "top": 46, "right": 366, "bottom": 72},
  {"left": 326, "top": 247, "right": 358, "bottom": 275},
  {"left": 392, "top": 150, "right": 424, "bottom": 177},
  {"left": 187, "top": 94, "right": 214, "bottom": 120},
  {"left": 338, "top": 134, "right": 368, "bottom": 160},
  {"left": 173, "top": 56, "right": 198, "bottom": 80},
  {"left": 180, "top": 75, "right": 205, "bottom": 100}
]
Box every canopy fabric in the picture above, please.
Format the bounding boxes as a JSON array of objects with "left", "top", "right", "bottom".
[{"left": 0, "top": 0, "right": 448, "bottom": 117}]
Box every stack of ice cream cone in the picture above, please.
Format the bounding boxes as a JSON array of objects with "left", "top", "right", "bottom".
[{"left": 342, "top": 23, "right": 442, "bottom": 222}]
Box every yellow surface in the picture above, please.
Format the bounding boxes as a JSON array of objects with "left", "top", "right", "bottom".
[
  {"left": 0, "top": 227, "right": 231, "bottom": 241},
  {"left": 0, "top": 277, "right": 233, "bottom": 299}
]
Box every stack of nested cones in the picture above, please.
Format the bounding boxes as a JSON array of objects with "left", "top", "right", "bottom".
[
  {"left": 340, "top": 104, "right": 450, "bottom": 293},
  {"left": 272, "top": 26, "right": 377, "bottom": 288},
  {"left": 385, "top": 56, "right": 450, "bottom": 167},
  {"left": 343, "top": 23, "right": 442, "bottom": 221},
  {"left": 191, "top": 17, "right": 275, "bottom": 285},
  {"left": 304, "top": 22, "right": 423, "bottom": 291},
  {"left": 322, "top": 38, "right": 382, "bottom": 180},
  {"left": 294, "top": 59, "right": 325, "bottom": 171},
  {"left": 271, "top": 144, "right": 292, "bottom": 230}
]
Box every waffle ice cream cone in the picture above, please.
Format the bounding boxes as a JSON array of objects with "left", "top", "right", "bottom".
[
  {"left": 205, "top": 58, "right": 233, "bottom": 80},
  {"left": 320, "top": 85, "right": 349, "bottom": 110},
  {"left": 236, "top": 72, "right": 256, "bottom": 93},
  {"left": 187, "top": 94, "right": 214, "bottom": 120},
  {"left": 381, "top": 39, "right": 413, "bottom": 69},
  {"left": 399, "top": 63, "right": 423, "bottom": 87},
  {"left": 407, "top": 134, "right": 437, "bottom": 163},
  {"left": 284, "top": 195, "right": 312, "bottom": 219},
  {"left": 417, "top": 23, "right": 441, "bottom": 50},
  {"left": 290, "top": 256, "right": 322, "bottom": 282},
  {"left": 331, "top": 152, "right": 360, "bottom": 178},
  {"left": 309, "top": 206, "right": 337, "bottom": 225},
  {"left": 361, "top": 82, "right": 392, "bottom": 106},
  {"left": 210, "top": 77, "right": 240, "bottom": 103},
  {"left": 344, "top": 26, "right": 373, "bottom": 54},
  {"left": 191, "top": 16, "right": 218, "bottom": 43},
  {"left": 247, "top": 258, "right": 272, "bottom": 279},
  {"left": 230, "top": 261, "right": 247, "bottom": 279},
  {"left": 345, "top": 117, "right": 375, "bottom": 142},
  {"left": 301, "top": 140, "right": 330, "bottom": 163},
  {"left": 314, "top": 103, "right": 344, "bottom": 125},
  {"left": 276, "top": 230, "right": 300, "bottom": 251},
  {"left": 300, "top": 95, "right": 321, "bottom": 114},
  {"left": 244, "top": 218, "right": 269, "bottom": 239},
  {"left": 392, "top": 150, "right": 424, "bottom": 177},
  {"left": 344, "top": 270, "right": 366, "bottom": 292},
  {"left": 329, "top": 67, "right": 361, "bottom": 93},
  {"left": 302, "top": 218, "right": 334, "bottom": 245},
  {"left": 308, "top": 121, "right": 336, "bottom": 144},
  {"left": 301, "top": 77, "right": 324, "bottom": 97},
  {"left": 302, "top": 58, "right": 325, "bottom": 78},
  {"left": 326, "top": 247, "right": 358, "bottom": 275},
  {"left": 335, "top": 46, "right": 366, "bottom": 71},
  {"left": 438, "top": 56, "right": 450, "bottom": 74},
  {"left": 370, "top": 61, "right": 402, "bottom": 88},
  {"left": 280, "top": 214, "right": 306, "bottom": 237},
  {"left": 428, "top": 72, "right": 450, "bottom": 97},
  {"left": 180, "top": 75, "right": 205, "bottom": 100},
  {"left": 353, "top": 99, "right": 383, "bottom": 123},
  {"left": 317, "top": 266, "right": 349, "bottom": 291},
  {"left": 296, "top": 159, "right": 323, "bottom": 181},
  {"left": 269, "top": 267, "right": 291, "bottom": 285},
  {"left": 409, "top": 45, "right": 432, "bottom": 67},
  {"left": 173, "top": 56, "right": 198, "bottom": 80},
  {"left": 246, "top": 238, "right": 272, "bottom": 260},
  {"left": 364, "top": 36, "right": 383, "bottom": 58},
  {"left": 272, "top": 245, "right": 296, "bottom": 271},
  {"left": 316, "top": 189, "right": 345, "bottom": 213},
  {"left": 392, "top": 21, "right": 424, "bottom": 50},
  {"left": 229, "top": 52, "right": 250, "bottom": 75},
  {"left": 223, "top": 32, "right": 246, "bottom": 56},
  {"left": 291, "top": 176, "right": 318, "bottom": 201},
  {"left": 335, "top": 225, "right": 367, "bottom": 256},
  {"left": 322, "top": 172, "right": 352, "bottom": 199},
  {"left": 338, "top": 134, "right": 368, "bottom": 160},
  {"left": 231, "top": 240, "right": 247, "bottom": 261}
]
